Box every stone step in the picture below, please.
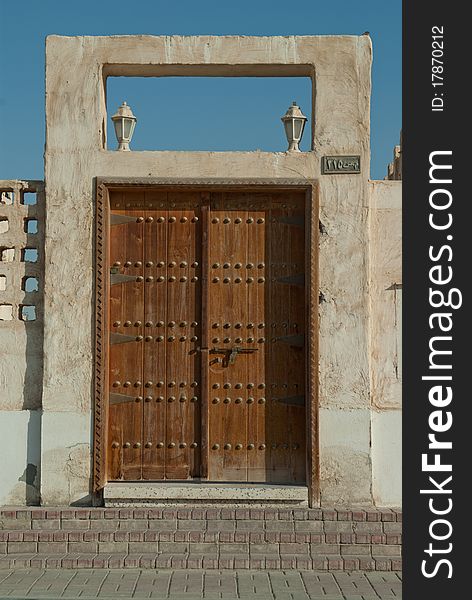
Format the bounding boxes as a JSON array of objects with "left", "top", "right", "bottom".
[
  {"left": 0, "top": 553, "right": 402, "bottom": 571},
  {"left": 0, "top": 506, "right": 401, "bottom": 570},
  {"left": 104, "top": 482, "right": 309, "bottom": 506}
]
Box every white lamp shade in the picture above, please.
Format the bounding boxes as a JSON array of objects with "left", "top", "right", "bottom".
[
  {"left": 111, "top": 102, "right": 137, "bottom": 151},
  {"left": 281, "top": 102, "right": 307, "bottom": 152}
]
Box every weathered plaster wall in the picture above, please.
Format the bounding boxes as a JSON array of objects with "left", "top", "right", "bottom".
[
  {"left": 0, "top": 180, "right": 44, "bottom": 505},
  {"left": 42, "top": 34, "right": 373, "bottom": 506},
  {"left": 369, "top": 180, "right": 402, "bottom": 506}
]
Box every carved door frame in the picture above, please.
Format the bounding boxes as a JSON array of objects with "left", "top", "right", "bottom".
[{"left": 93, "top": 177, "right": 319, "bottom": 506}]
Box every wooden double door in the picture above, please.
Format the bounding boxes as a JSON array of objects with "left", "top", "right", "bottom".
[{"left": 106, "top": 189, "right": 307, "bottom": 484}]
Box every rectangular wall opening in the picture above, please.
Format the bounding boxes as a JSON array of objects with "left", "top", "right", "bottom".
[{"left": 106, "top": 77, "right": 312, "bottom": 153}]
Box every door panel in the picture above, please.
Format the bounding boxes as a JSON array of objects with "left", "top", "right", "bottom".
[
  {"left": 108, "top": 191, "right": 145, "bottom": 480},
  {"left": 206, "top": 192, "right": 306, "bottom": 483},
  {"left": 105, "top": 189, "right": 306, "bottom": 484}
]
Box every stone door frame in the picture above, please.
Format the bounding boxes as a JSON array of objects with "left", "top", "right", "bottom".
[{"left": 93, "top": 177, "right": 320, "bottom": 506}]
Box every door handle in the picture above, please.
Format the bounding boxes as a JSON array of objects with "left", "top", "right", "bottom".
[{"left": 210, "top": 347, "right": 259, "bottom": 366}]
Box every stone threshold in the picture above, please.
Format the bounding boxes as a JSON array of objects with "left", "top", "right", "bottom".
[{"left": 104, "top": 482, "right": 309, "bottom": 507}]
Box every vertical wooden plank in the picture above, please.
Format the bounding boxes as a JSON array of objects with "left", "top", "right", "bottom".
[
  {"left": 200, "top": 196, "right": 211, "bottom": 479},
  {"left": 266, "top": 194, "right": 292, "bottom": 482},
  {"left": 142, "top": 190, "right": 168, "bottom": 480},
  {"left": 206, "top": 192, "right": 226, "bottom": 481},
  {"left": 246, "top": 196, "right": 267, "bottom": 481},
  {"left": 107, "top": 190, "right": 145, "bottom": 481},
  {"left": 164, "top": 192, "right": 201, "bottom": 479}
]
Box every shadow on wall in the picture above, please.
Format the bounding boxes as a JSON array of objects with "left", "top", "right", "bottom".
[{"left": 17, "top": 411, "right": 42, "bottom": 505}]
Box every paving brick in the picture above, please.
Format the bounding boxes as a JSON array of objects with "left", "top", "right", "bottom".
[
  {"left": 177, "top": 519, "right": 206, "bottom": 530},
  {"left": 68, "top": 542, "right": 98, "bottom": 553},
  {"left": 366, "top": 510, "right": 381, "bottom": 522},
  {"left": 310, "top": 543, "right": 340, "bottom": 555},
  {"left": 374, "top": 557, "right": 393, "bottom": 571},
  {"left": 354, "top": 522, "right": 383, "bottom": 533},
  {"left": 98, "top": 542, "right": 128, "bottom": 554},
  {"left": 386, "top": 534, "right": 402, "bottom": 545},
  {"left": 207, "top": 520, "right": 235, "bottom": 532},
  {"left": 372, "top": 544, "right": 401, "bottom": 556},
  {"left": 312, "top": 556, "right": 329, "bottom": 569},
  {"left": 371, "top": 534, "right": 387, "bottom": 544},
  {"left": 392, "top": 558, "right": 402, "bottom": 570},
  {"left": 359, "top": 557, "right": 376, "bottom": 570},
  {"left": 119, "top": 519, "right": 148, "bottom": 531},
  {"left": 279, "top": 532, "right": 296, "bottom": 543},
  {"left": 159, "top": 542, "right": 189, "bottom": 554},
  {"left": 340, "top": 544, "right": 372, "bottom": 556},
  {"left": 37, "top": 542, "right": 68, "bottom": 554},
  {"left": 106, "top": 554, "right": 124, "bottom": 569},
  {"left": 123, "top": 556, "right": 141, "bottom": 568},
  {"left": 191, "top": 508, "right": 207, "bottom": 520},
  {"left": 294, "top": 520, "right": 322, "bottom": 532},
  {"left": 219, "top": 543, "right": 249, "bottom": 554},
  {"left": 0, "top": 542, "right": 6, "bottom": 554},
  {"left": 188, "top": 542, "right": 218, "bottom": 554},
  {"left": 322, "top": 509, "right": 337, "bottom": 520},
  {"left": 280, "top": 543, "right": 309, "bottom": 554},
  {"left": 352, "top": 510, "right": 367, "bottom": 521},
  {"left": 327, "top": 556, "right": 344, "bottom": 570},
  {"left": 296, "top": 556, "right": 313, "bottom": 569},
  {"left": 383, "top": 521, "right": 402, "bottom": 534},
  {"left": 266, "top": 520, "right": 294, "bottom": 531},
  {"left": 0, "top": 519, "right": 31, "bottom": 530},
  {"left": 7, "top": 542, "right": 36, "bottom": 554},
  {"left": 128, "top": 542, "right": 159, "bottom": 553},
  {"left": 186, "top": 555, "right": 203, "bottom": 568},
  {"left": 171, "top": 556, "right": 187, "bottom": 568},
  {"left": 147, "top": 519, "right": 177, "bottom": 530},
  {"left": 61, "top": 520, "right": 90, "bottom": 530},
  {"left": 279, "top": 556, "right": 298, "bottom": 568},
  {"left": 139, "top": 555, "right": 157, "bottom": 568},
  {"left": 202, "top": 557, "right": 218, "bottom": 568},
  {"left": 325, "top": 521, "right": 355, "bottom": 533}
]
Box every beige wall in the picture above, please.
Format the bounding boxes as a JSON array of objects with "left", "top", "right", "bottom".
[
  {"left": 1, "top": 34, "right": 402, "bottom": 507},
  {"left": 369, "top": 180, "right": 402, "bottom": 506}
]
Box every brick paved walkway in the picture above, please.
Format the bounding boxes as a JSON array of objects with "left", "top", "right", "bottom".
[{"left": 0, "top": 569, "right": 401, "bottom": 599}]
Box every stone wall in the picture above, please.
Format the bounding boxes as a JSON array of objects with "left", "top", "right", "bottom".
[
  {"left": 0, "top": 180, "right": 44, "bottom": 506},
  {"left": 369, "top": 180, "right": 402, "bottom": 506}
]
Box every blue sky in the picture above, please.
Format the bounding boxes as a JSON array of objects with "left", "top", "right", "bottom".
[{"left": 0, "top": 0, "right": 401, "bottom": 180}]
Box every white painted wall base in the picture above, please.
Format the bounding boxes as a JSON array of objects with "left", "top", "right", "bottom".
[
  {"left": 40, "top": 411, "right": 92, "bottom": 506},
  {"left": 0, "top": 410, "right": 41, "bottom": 505},
  {"left": 371, "top": 410, "right": 402, "bottom": 506}
]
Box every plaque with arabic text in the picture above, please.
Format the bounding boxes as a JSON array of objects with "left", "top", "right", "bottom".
[{"left": 322, "top": 155, "right": 361, "bottom": 174}]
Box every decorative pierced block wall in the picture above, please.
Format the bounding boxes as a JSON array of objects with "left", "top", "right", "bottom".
[{"left": 0, "top": 180, "right": 45, "bottom": 411}]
